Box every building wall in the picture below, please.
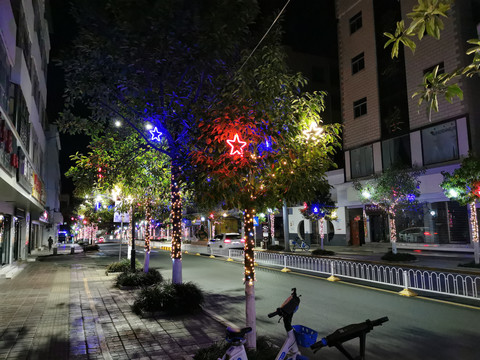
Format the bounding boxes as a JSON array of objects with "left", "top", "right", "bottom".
[
  {"left": 402, "top": 0, "right": 467, "bottom": 129},
  {"left": 336, "top": 0, "right": 381, "bottom": 150},
  {"left": 288, "top": 0, "right": 480, "bottom": 250},
  {"left": 0, "top": 0, "right": 57, "bottom": 263}
]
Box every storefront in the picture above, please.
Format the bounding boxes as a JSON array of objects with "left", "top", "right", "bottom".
[
  {"left": 358, "top": 200, "right": 471, "bottom": 246},
  {"left": 0, "top": 214, "right": 11, "bottom": 265}
]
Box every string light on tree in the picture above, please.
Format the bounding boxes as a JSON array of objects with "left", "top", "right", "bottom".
[{"left": 243, "top": 208, "right": 256, "bottom": 285}]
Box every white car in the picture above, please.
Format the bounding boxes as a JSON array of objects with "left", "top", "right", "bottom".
[
  {"left": 207, "top": 233, "right": 245, "bottom": 249},
  {"left": 398, "top": 227, "right": 438, "bottom": 243}
]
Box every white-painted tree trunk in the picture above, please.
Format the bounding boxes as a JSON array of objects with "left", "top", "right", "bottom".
[
  {"left": 144, "top": 251, "right": 150, "bottom": 272},
  {"left": 469, "top": 202, "right": 479, "bottom": 264},
  {"left": 320, "top": 218, "right": 325, "bottom": 250},
  {"left": 245, "top": 282, "right": 256, "bottom": 349},
  {"left": 172, "top": 258, "right": 182, "bottom": 284},
  {"left": 388, "top": 214, "right": 397, "bottom": 254}
]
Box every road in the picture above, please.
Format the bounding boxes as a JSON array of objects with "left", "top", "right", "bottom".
[{"left": 100, "top": 242, "right": 480, "bottom": 360}]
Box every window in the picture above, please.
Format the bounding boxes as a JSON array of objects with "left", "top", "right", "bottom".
[
  {"left": 351, "top": 52, "right": 365, "bottom": 74},
  {"left": 382, "top": 135, "right": 411, "bottom": 169},
  {"left": 349, "top": 12, "right": 362, "bottom": 34},
  {"left": 350, "top": 145, "right": 374, "bottom": 178},
  {"left": 353, "top": 97, "right": 367, "bottom": 118},
  {"left": 0, "top": 40, "right": 10, "bottom": 110},
  {"left": 422, "top": 121, "right": 458, "bottom": 165},
  {"left": 423, "top": 62, "right": 445, "bottom": 76}
]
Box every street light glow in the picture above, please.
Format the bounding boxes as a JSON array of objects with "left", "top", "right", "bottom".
[
  {"left": 449, "top": 189, "right": 459, "bottom": 198},
  {"left": 362, "top": 190, "right": 371, "bottom": 199}
]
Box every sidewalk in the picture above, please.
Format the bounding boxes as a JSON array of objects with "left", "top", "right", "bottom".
[{"left": 0, "top": 252, "right": 224, "bottom": 360}]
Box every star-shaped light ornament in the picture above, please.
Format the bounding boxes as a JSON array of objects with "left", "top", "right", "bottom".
[
  {"left": 303, "top": 122, "right": 323, "bottom": 141},
  {"left": 150, "top": 127, "right": 163, "bottom": 141},
  {"left": 226, "top": 133, "right": 247, "bottom": 156}
]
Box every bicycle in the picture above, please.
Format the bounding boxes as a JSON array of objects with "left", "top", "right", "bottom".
[
  {"left": 268, "top": 288, "right": 317, "bottom": 360},
  {"left": 291, "top": 237, "right": 310, "bottom": 252},
  {"left": 218, "top": 288, "right": 316, "bottom": 360},
  {"left": 217, "top": 325, "right": 252, "bottom": 360},
  {"left": 310, "top": 316, "right": 389, "bottom": 359}
]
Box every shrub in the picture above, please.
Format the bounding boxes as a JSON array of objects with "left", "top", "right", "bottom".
[
  {"left": 116, "top": 269, "right": 163, "bottom": 288},
  {"left": 312, "top": 249, "right": 335, "bottom": 256},
  {"left": 194, "top": 336, "right": 277, "bottom": 360},
  {"left": 267, "top": 244, "right": 284, "bottom": 251},
  {"left": 381, "top": 251, "right": 416, "bottom": 262},
  {"left": 106, "top": 258, "right": 142, "bottom": 274},
  {"left": 83, "top": 244, "right": 99, "bottom": 252},
  {"left": 133, "top": 281, "right": 204, "bottom": 315}
]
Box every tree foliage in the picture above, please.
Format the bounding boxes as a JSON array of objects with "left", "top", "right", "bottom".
[
  {"left": 190, "top": 32, "right": 341, "bottom": 213},
  {"left": 384, "top": 0, "right": 479, "bottom": 118},
  {"left": 353, "top": 166, "right": 424, "bottom": 216},
  {"left": 441, "top": 155, "right": 480, "bottom": 205}
]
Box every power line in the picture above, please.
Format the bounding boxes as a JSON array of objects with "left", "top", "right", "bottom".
[{"left": 237, "top": 0, "right": 292, "bottom": 73}]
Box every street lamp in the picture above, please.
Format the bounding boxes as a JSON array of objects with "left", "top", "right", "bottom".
[
  {"left": 448, "top": 189, "right": 459, "bottom": 198},
  {"left": 362, "top": 190, "right": 371, "bottom": 199}
]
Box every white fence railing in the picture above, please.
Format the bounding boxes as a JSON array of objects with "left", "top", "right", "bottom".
[
  {"left": 153, "top": 243, "right": 480, "bottom": 300},
  {"left": 222, "top": 249, "right": 480, "bottom": 301}
]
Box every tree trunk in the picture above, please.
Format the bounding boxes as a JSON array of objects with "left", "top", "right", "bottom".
[
  {"left": 144, "top": 200, "right": 152, "bottom": 273},
  {"left": 127, "top": 205, "right": 133, "bottom": 260},
  {"left": 171, "top": 164, "right": 182, "bottom": 284},
  {"left": 320, "top": 217, "right": 325, "bottom": 250},
  {"left": 469, "top": 201, "right": 479, "bottom": 264},
  {"left": 388, "top": 213, "right": 397, "bottom": 254},
  {"left": 283, "top": 199, "right": 291, "bottom": 251},
  {"left": 244, "top": 207, "right": 256, "bottom": 349},
  {"left": 130, "top": 205, "right": 136, "bottom": 271}
]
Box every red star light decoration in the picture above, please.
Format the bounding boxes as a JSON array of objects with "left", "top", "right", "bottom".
[{"left": 226, "top": 133, "right": 247, "bottom": 156}]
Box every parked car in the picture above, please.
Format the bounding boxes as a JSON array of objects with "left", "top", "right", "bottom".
[
  {"left": 207, "top": 233, "right": 244, "bottom": 249},
  {"left": 398, "top": 227, "right": 438, "bottom": 243}
]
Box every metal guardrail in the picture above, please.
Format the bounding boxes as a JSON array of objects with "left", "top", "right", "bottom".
[
  {"left": 151, "top": 243, "right": 480, "bottom": 300},
  {"left": 222, "top": 249, "right": 480, "bottom": 301}
]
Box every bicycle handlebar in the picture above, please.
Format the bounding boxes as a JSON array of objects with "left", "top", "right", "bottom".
[
  {"left": 310, "top": 317, "right": 389, "bottom": 353},
  {"left": 268, "top": 288, "right": 300, "bottom": 331}
]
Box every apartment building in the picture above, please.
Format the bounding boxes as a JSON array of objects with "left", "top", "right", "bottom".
[
  {"left": 286, "top": 0, "right": 480, "bottom": 251},
  {"left": 0, "top": 0, "right": 62, "bottom": 267}
]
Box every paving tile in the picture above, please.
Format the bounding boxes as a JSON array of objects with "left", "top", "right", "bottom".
[{"left": 0, "top": 254, "right": 225, "bottom": 360}]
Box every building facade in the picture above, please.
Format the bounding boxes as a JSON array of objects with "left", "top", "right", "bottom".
[
  {"left": 287, "top": 0, "right": 480, "bottom": 252},
  {"left": 0, "top": 0, "right": 61, "bottom": 267}
]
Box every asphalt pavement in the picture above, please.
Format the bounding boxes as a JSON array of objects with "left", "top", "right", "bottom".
[{"left": 0, "top": 242, "right": 478, "bottom": 360}]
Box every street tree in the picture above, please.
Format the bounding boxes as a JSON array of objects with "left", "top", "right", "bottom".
[
  {"left": 384, "top": 0, "right": 479, "bottom": 119},
  {"left": 66, "top": 132, "right": 173, "bottom": 272},
  {"left": 440, "top": 155, "right": 480, "bottom": 264},
  {"left": 57, "top": 0, "right": 261, "bottom": 283},
  {"left": 191, "top": 35, "right": 341, "bottom": 348},
  {"left": 353, "top": 167, "right": 424, "bottom": 254},
  {"left": 300, "top": 192, "right": 337, "bottom": 250}
]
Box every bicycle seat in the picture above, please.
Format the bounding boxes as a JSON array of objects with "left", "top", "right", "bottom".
[{"left": 225, "top": 326, "right": 252, "bottom": 341}]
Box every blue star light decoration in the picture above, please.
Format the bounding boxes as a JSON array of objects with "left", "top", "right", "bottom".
[{"left": 150, "top": 127, "right": 163, "bottom": 141}]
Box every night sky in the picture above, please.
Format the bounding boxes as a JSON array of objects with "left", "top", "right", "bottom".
[{"left": 46, "top": 0, "right": 337, "bottom": 196}]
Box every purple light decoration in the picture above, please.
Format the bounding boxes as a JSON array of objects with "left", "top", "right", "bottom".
[{"left": 407, "top": 193, "right": 416, "bottom": 202}]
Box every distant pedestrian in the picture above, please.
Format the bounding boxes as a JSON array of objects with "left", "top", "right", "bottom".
[{"left": 48, "top": 236, "right": 53, "bottom": 251}]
